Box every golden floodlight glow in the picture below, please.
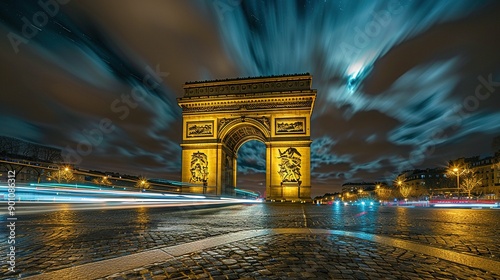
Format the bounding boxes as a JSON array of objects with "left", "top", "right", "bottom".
[{"left": 178, "top": 74, "right": 316, "bottom": 202}]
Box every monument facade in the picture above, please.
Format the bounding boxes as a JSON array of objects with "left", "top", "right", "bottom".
[{"left": 177, "top": 74, "right": 316, "bottom": 202}]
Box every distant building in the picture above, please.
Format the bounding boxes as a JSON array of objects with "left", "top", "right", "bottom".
[
  {"left": 314, "top": 192, "right": 342, "bottom": 204},
  {"left": 341, "top": 182, "right": 387, "bottom": 202},
  {"left": 451, "top": 153, "right": 500, "bottom": 198},
  {"left": 0, "top": 136, "right": 63, "bottom": 163},
  {"left": 0, "top": 136, "right": 63, "bottom": 182},
  {"left": 404, "top": 168, "right": 454, "bottom": 198}
]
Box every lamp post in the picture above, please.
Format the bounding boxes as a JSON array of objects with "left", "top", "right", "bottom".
[
  {"left": 450, "top": 166, "right": 465, "bottom": 198},
  {"left": 375, "top": 184, "right": 380, "bottom": 203},
  {"left": 397, "top": 180, "right": 402, "bottom": 205},
  {"left": 57, "top": 166, "right": 69, "bottom": 183},
  {"left": 453, "top": 168, "right": 460, "bottom": 197}
]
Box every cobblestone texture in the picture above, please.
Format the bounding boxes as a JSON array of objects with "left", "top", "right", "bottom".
[
  {"left": 1, "top": 203, "right": 499, "bottom": 278},
  {"left": 101, "top": 234, "right": 500, "bottom": 280}
]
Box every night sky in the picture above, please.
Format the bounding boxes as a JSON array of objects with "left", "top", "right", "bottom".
[{"left": 1, "top": 0, "right": 500, "bottom": 196}]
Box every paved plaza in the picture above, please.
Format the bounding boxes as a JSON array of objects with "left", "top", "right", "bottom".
[{"left": 2, "top": 203, "right": 500, "bottom": 279}]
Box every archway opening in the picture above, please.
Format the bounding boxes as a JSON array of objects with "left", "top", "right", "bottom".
[{"left": 236, "top": 140, "right": 266, "bottom": 196}]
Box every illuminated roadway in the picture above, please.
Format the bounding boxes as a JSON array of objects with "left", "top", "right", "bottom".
[
  {"left": 2, "top": 201, "right": 500, "bottom": 279},
  {"left": 1, "top": 183, "right": 260, "bottom": 214}
]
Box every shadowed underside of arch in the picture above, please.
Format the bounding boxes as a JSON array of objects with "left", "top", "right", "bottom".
[{"left": 178, "top": 74, "right": 316, "bottom": 202}]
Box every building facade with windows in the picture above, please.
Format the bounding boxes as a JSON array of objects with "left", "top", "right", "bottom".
[
  {"left": 404, "top": 168, "right": 454, "bottom": 198},
  {"left": 340, "top": 182, "right": 391, "bottom": 202},
  {"left": 449, "top": 152, "right": 500, "bottom": 198}
]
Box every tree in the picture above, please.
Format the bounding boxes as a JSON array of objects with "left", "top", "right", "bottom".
[
  {"left": 375, "top": 185, "right": 392, "bottom": 202},
  {"left": 399, "top": 185, "right": 412, "bottom": 200},
  {"left": 135, "top": 177, "right": 150, "bottom": 190},
  {"left": 460, "top": 170, "right": 482, "bottom": 198},
  {"left": 0, "top": 162, "right": 24, "bottom": 180},
  {"left": 447, "top": 161, "right": 469, "bottom": 197},
  {"left": 92, "top": 176, "right": 112, "bottom": 186},
  {"left": 30, "top": 167, "right": 44, "bottom": 183},
  {"left": 395, "top": 174, "right": 412, "bottom": 201},
  {"left": 46, "top": 166, "right": 74, "bottom": 183}
]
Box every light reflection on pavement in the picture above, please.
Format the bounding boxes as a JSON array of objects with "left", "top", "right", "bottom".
[{"left": 0, "top": 203, "right": 499, "bottom": 279}]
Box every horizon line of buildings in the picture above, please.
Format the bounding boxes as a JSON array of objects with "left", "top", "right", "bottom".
[
  {"left": 316, "top": 151, "right": 500, "bottom": 203},
  {"left": 3, "top": 135, "right": 500, "bottom": 201}
]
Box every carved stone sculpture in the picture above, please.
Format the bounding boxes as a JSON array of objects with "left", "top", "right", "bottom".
[{"left": 190, "top": 151, "right": 209, "bottom": 183}]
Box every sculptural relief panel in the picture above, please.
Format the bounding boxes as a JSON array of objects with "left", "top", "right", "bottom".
[
  {"left": 189, "top": 151, "right": 209, "bottom": 183},
  {"left": 275, "top": 118, "right": 306, "bottom": 134},
  {"left": 277, "top": 147, "right": 302, "bottom": 185},
  {"left": 186, "top": 121, "right": 214, "bottom": 138}
]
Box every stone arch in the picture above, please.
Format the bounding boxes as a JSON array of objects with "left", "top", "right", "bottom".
[
  {"left": 178, "top": 74, "right": 316, "bottom": 202},
  {"left": 223, "top": 125, "right": 266, "bottom": 153},
  {"left": 218, "top": 118, "right": 270, "bottom": 155},
  {"left": 218, "top": 117, "right": 271, "bottom": 142}
]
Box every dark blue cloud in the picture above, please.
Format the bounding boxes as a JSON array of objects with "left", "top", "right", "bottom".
[{"left": 237, "top": 140, "right": 266, "bottom": 174}]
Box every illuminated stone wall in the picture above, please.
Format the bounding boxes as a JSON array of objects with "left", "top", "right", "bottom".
[{"left": 178, "top": 74, "right": 316, "bottom": 201}]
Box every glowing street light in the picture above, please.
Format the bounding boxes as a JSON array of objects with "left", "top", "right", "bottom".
[
  {"left": 56, "top": 165, "right": 71, "bottom": 183},
  {"left": 136, "top": 177, "right": 150, "bottom": 191},
  {"left": 449, "top": 165, "right": 466, "bottom": 198}
]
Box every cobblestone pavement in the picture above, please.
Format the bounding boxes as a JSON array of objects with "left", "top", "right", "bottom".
[
  {"left": 103, "top": 234, "right": 500, "bottom": 280},
  {"left": 305, "top": 206, "right": 500, "bottom": 261},
  {"left": 1, "top": 203, "right": 499, "bottom": 278}
]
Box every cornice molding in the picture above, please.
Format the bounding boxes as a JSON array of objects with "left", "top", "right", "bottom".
[
  {"left": 179, "top": 97, "right": 315, "bottom": 113},
  {"left": 183, "top": 74, "right": 312, "bottom": 97}
]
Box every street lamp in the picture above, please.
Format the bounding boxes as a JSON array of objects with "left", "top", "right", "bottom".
[
  {"left": 136, "top": 177, "right": 149, "bottom": 192},
  {"left": 56, "top": 166, "right": 70, "bottom": 183},
  {"left": 453, "top": 168, "right": 459, "bottom": 196},
  {"left": 396, "top": 180, "right": 403, "bottom": 205},
  {"left": 449, "top": 166, "right": 466, "bottom": 198}
]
